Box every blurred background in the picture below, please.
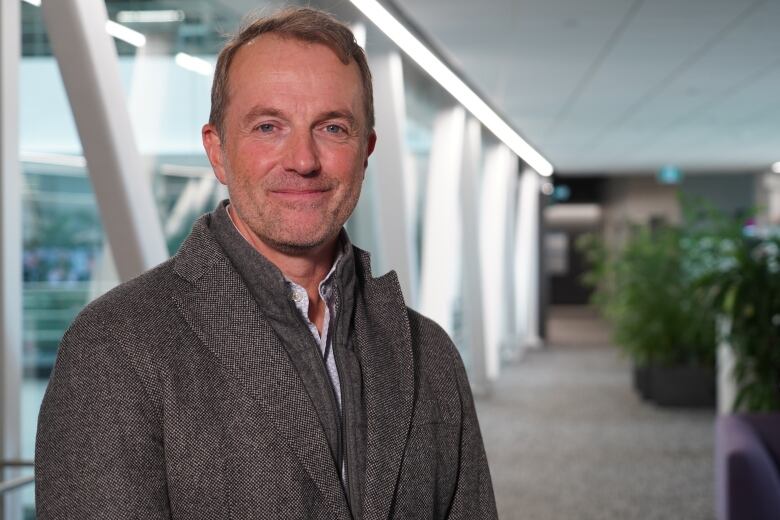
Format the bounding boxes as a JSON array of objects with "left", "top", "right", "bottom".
[{"left": 2, "top": 0, "right": 779, "bottom": 518}]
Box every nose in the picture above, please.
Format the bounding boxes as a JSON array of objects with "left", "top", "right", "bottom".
[{"left": 282, "top": 130, "right": 321, "bottom": 175}]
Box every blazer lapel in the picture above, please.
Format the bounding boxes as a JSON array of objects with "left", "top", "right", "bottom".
[
  {"left": 355, "top": 266, "right": 415, "bottom": 520},
  {"left": 172, "top": 225, "right": 350, "bottom": 518}
]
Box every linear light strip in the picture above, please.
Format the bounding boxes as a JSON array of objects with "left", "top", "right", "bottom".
[
  {"left": 117, "top": 10, "right": 185, "bottom": 24},
  {"left": 175, "top": 52, "right": 214, "bottom": 76},
  {"left": 105, "top": 20, "right": 146, "bottom": 47},
  {"left": 349, "top": 0, "right": 554, "bottom": 176}
]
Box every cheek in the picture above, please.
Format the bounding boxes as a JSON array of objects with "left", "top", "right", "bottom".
[
  {"left": 230, "top": 145, "right": 277, "bottom": 184},
  {"left": 320, "top": 147, "right": 365, "bottom": 180}
]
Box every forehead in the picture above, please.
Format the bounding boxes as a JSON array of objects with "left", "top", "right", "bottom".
[{"left": 227, "top": 34, "right": 363, "bottom": 112}]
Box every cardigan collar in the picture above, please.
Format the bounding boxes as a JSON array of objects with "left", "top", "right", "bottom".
[{"left": 207, "top": 200, "right": 356, "bottom": 327}]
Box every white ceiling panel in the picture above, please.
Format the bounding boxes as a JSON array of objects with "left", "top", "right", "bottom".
[{"left": 395, "top": 0, "right": 779, "bottom": 174}]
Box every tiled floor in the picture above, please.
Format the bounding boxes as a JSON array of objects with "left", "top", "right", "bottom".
[{"left": 475, "top": 306, "right": 715, "bottom": 520}]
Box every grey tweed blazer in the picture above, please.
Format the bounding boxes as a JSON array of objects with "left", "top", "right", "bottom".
[{"left": 35, "top": 215, "right": 497, "bottom": 519}]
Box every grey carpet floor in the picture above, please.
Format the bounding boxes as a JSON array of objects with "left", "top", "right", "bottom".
[{"left": 474, "top": 306, "right": 715, "bottom": 520}]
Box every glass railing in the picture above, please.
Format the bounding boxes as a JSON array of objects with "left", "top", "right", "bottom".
[
  {"left": 1, "top": 460, "right": 35, "bottom": 519},
  {"left": 0, "top": 460, "right": 35, "bottom": 494}
]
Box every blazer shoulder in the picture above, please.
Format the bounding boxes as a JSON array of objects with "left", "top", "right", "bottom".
[
  {"left": 66, "top": 257, "right": 189, "bottom": 350},
  {"left": 406, "top": 307, "right": 452, "bottom": 342},
  {"left": 50, "top": 259, "right": 188, "bottom": 419},
  {"left": 79, "top": 257, "right": 179, "bottom": 316},
  {"left": 406, "top": 308, "right": 455, "bottom": 350},
  {"left": 405, "top": 307, "right": 466, "bottom": 376}
]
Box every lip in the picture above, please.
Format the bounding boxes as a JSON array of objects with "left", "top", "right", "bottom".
[{"left": 269, "top": 189, "right": 330, "bottom": 201}]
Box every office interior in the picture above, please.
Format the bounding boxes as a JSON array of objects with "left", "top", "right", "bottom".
[{"left": 2, "top": 0, "right": 779, "bottom": 518}]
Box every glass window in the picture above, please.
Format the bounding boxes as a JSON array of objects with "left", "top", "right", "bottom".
[{"left": 19, "top": 3, "right": 117, "bottom": 516}]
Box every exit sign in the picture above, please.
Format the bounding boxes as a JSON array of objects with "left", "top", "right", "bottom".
[{"left": 657, "top": 165, "right": 683, "bottom": 184}]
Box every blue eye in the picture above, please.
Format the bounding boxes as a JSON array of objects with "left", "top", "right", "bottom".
[
  {"left": 325, "top": 124, "right": 344, "bottom": 134},
  {"left": 257, "top": 123, "right": 274, "bottom": 133}
]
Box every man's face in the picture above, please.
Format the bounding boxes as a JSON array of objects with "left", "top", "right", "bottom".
[{"left": 203, "top": 34, "right": 376, "bottom": 254}]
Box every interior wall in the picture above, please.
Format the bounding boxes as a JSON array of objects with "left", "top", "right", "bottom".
[
  {"left": 679, "top": 173, "right": 757, "bottom": 219},
  {"left": 545, "top": 177, "right": 605, "bottom": 306},
  {"left": 601, "top": 175, "right": 681, "bottom": 249}
]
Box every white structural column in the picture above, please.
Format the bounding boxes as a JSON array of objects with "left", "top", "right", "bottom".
[
  {"left": 41, "top": 0, "right": 167, "bottom": 282},
  {"left": 419, "top": 107, "right": 490, "bottom": 391},
  {"left": 1, "top": 0, "right": 22, "bottom": 517},
  {"left": 366, "top": 52, "right": 416, "bottom": 305},
  {"left": 460, "top": 118, "right": 488, "bottom": 392},
  {"left": 717, "top": 316, "right": 737, "bottom": 414},
  {"left": 514, "top": 166, "right": 543, "bottom": 351},
  {"left": 763, "top": 172, "right": 780, "bottom": 225},
  {"left": 480, "top": 144, "right": 519, "bottom": 379},
  {"left": 419, "top": 107, "right": 466, "bottom": 337}
]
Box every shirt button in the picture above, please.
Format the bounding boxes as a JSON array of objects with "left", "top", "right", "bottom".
[{"left": 292, "top": 290, "right": 304, "bottom": 303}]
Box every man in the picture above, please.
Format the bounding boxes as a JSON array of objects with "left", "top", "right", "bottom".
[{"left": 35, "top": 7, "right": 497, "bottom": 519}]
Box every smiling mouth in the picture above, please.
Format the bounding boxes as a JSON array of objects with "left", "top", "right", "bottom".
[{"left": 269, "top": 189, "right": 330, "bottom": 201}]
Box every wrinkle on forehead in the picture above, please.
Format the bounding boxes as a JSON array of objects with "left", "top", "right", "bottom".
[{"left": 227, "top": 35, "right": 364, "bottom": 121}]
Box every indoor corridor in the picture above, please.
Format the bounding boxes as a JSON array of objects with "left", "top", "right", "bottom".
[
  {"left": 477, "top": 306, "right": 715, "bottom": 520},
  {"left": 3, "top": 1, "right": 777, "bottom": 518}
]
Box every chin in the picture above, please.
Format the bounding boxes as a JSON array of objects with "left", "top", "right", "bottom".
[{"left": 263, "top": 228, "right": 339, "bottom": 254}]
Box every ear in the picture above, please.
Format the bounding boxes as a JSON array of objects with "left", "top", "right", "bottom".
[
  {"left": 363, "top": 130, "right": 377, "bottom": 169},
  {"left": 202, "top": 123, "right": 228, "bottom": 185}
]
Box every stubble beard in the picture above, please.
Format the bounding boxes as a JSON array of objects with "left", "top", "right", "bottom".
[{"left": 229, "top": 182, "right": 362, "bottom": 256}]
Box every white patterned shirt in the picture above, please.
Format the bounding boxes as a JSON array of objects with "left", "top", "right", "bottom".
[{"left": 284, "top": 254, "right": 343, "bottom": 410}]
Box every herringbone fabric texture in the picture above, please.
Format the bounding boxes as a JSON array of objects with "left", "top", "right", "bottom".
[{"left": 35, "top": 212, "right": 498, "bottom": 519}]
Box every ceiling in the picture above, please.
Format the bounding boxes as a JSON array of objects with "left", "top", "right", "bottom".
[
  {"left": 393, "top": 0, "right": 780, "bottom": 175},
  {"left": 98, "top": 0, "right": 780, "bottom": 175}
]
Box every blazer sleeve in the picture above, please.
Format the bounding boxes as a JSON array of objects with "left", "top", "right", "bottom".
[
  {"left": 35, "top": 313, "right": 171, "bottom": 519},
  {"left": 445, "top": 351, "right": 499, "bottom": 520}
]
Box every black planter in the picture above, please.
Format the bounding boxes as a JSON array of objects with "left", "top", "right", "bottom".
[
  {"left": 632, "top": 364, "right": 653, "bottom": 400},
  {"left": 633, "top": 362, "right": 716, "bottom": 408}
]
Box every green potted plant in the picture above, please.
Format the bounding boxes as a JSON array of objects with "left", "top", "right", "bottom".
[
  {"left": 579, "top": 220, "right": 717, "bottom": 407},
  {"left": 698, "top": 232, "right": 780, "bottom": 411}
]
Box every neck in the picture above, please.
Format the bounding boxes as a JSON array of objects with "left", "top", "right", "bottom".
[{"left": 227, "top": 205, "right": 336, "bottom": 331}]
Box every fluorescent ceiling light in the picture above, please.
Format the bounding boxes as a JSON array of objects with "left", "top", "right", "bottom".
[
  {"left": 105, "top": 20, "right": 146, "bottom": 48},
  {"left": 772, "top": 161, "right": 780, "bottom": 174},
  {"left": 175, "top": 52, "right": 214, "bottom": 76},
  {"left": 20, "top": 152, "right": 86, "bottom": 168},
  {"left": 22, "top": 0, "right": 41, "bottom": 6},
  {"left": 117, "top": 10, "right": 185, "bottom": 24},
  {"left": 349, "top": 0, "right": 554, "bottom": 176}
]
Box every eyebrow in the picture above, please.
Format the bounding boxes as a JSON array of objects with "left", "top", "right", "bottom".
[
  {"left": 240, "top": 106, "right": 285, "bottom": 128},
  {"left": 319, "top": 110, "right": 357, "bottom": 127},
  {"left": 240, "top": 106, "right": 358, "bottom": 129}
]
